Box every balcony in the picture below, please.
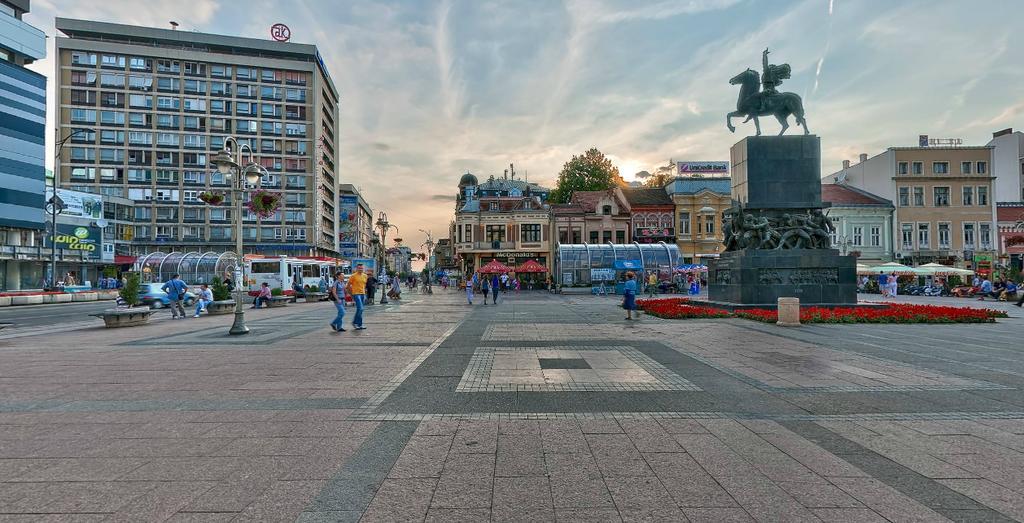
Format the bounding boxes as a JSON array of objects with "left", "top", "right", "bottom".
[{"left": 469, "top": 241, "right": 517, "bottom": 251}]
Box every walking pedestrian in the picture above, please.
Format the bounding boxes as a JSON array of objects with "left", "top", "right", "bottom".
[
  {"left": 466, "top": 273, "right": 477, "bottom": 304},
  {"left": 192, "top": 284, "right": 213, "bottom": 317},
  {"left": 328, "top": 272, "right": 346, "bottom": 332},
  {"left": 347, "top": 263, "right": 368, "bottom": 330},
  {"left": 491, "top": 274, "right": 500, "bottom": 304},
  {"left": 318, "top": 274, "right": 330, "bottom": 296},
  {"left": 161, "top": 273, "right": 188, "bottom": 319},
  {"left": 390, "top": 273, "right": 402, "bottom": 300},
  {"left": 366, "top": 273, "right": 378, "bottom": 305},
  {"left": 647, "top": 272, "right": 658, "bottom": 298},
  {"left": 623, "top": 271, "right": 638, "bottom": 320},
  {"left": 481, "top": 275, "right": 490, "bottom": 304},
  {"left": 500, "top": 273, "right": 509, "bottom": 293}
]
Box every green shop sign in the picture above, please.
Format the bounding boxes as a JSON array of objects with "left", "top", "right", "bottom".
[{"left": 46, "top": 224, "right": 102, "bottom": 260}]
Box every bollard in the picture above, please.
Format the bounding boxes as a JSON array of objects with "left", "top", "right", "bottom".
[{"left": 776, "top": 297, "right": 800, "bottom": 327}]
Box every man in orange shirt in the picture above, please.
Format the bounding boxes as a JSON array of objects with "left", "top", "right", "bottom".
[{"left": 346, "top": 263, "right": 369, "bottom": 330}]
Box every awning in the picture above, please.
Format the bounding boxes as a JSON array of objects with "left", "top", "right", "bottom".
[
  {"left": 515, "top": 259, "right": 548, "bottom": 273},
  {"left": 114, "top": 255, "right": 137, "bottom": 265},
  {"left": 613, "top": 260, "right": 643, "bottom": 270},
  {"left": 477, "top": 259, "right": 512, "bottom": 274}
]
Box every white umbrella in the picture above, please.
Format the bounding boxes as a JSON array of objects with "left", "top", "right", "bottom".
[
  {"left": 916, "top": 262, "right": 968, "bottom": 276},
  {"left": 866, "top": 262, "right": 927, "bottom": 276}
]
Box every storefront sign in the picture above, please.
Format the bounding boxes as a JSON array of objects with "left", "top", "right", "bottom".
[
  {"left": 919, "top": 135, "right": 963, "bottom": 147},
  {"left": 590, "top": 268, "right": 616, "bottom": 281},
  {"left": 45, "top": 188, "right": 102, "bottom": 219},
  {"left": 46, "top": 224, "right": 102, "bottom": 260},
  {"left": 678, "top": 161, "right": 728, "bottom": 175}
]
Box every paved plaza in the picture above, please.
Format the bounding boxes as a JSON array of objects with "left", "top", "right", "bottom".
[{"left": 0, "top": 291, "right": 1022, "bottom": 521}]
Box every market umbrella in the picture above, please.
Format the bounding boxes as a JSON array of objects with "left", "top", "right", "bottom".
[
  {"left": 477, "top": 259, "right": 512, "bottom": 274},
  {"left": 916, "top": 262, "right": 966, "bottom": 276},
  {"left": 856, "top": 263, "right": 874, "bottom": 275},
  {"left": 865, "top": 262, "right": 926, "bottom": 276},
  {"left": 515, "top": 259, "right": 548, "bottom": 273}
]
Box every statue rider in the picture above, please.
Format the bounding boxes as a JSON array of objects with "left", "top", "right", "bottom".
[{"left": 760, "top": 48, "right": 791, "bottom": 113}]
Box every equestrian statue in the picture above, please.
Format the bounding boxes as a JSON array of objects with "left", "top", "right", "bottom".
[{"left": 726, "top": 48, "right": 809, "bottom": 136}]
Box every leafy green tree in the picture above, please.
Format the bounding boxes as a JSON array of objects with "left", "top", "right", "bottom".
[
  {"left": 120, "top": 272, "right": 142, "bottom": 307},
  {"left": 211, "top": 277, "right": 232, "bottom": 301},
  {"left": 550, "top": 148, "right": 626, "bottom": 204}
]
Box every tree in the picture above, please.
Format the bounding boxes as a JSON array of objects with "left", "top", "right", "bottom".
[
  {"left": 119, "top": 272, "right": 142, "bottom": 307},
  {"left": 550, "top": 148, "right": 626, "bottom": 204},
  {"left": 644, "top": 160, "right": 677, "bottom": 188}
]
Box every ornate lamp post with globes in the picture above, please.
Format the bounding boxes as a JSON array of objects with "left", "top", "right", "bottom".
[
  {"left": 209, "top": 137, "right": 268, "bottom": 335},
  {"left": 375, "top": 212, "right": 398, "bottom": 304}
]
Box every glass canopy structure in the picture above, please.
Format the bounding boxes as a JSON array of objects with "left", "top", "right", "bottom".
[
  {"left": 556, "top": 242, "right": 680, "bottom": 287},
  {"left": 134, "top": 252, "right": 238, "bottom": 284}
]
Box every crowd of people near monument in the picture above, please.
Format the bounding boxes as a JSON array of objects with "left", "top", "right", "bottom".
[{"left": 860, "top": 273, "right": 1023, "bottom": 306}]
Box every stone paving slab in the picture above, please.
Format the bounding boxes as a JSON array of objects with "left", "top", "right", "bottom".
[{"left": 0, "top": 291, "right": 1022, "bottom": 520}]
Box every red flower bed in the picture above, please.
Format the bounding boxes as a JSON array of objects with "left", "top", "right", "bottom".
[
  {"left": 637, "top": 298, "right": 1006, "bottom": 324},
  {"left": 636, "top": 298, "right": 731, "bottom": 319}
]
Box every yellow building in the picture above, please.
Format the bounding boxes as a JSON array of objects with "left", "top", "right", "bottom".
[
  {"left": 664, "top": 178, "right": 732, "bottom": 264},
  {"left": 826, "top": 144, "right": 997, "bottom": 267}
]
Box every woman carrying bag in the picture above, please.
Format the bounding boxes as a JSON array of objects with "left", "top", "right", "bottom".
[{"left": 623, "top": 271, "right": 638, "bottom": 320}]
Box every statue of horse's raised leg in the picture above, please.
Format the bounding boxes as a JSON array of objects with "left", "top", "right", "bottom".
[
  {"left": 753, "top": 115, "right": 762, "bottom": 136},
  {"left": 726, "top": 110, "right": 744, "bottom": 133}
]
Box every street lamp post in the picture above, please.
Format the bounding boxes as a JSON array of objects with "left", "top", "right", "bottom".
[
  {"left": 420, "top": 229, "right": 434, "bottom": 294},
  {"left": 45, "top": 195, "right": 66, "bottom": 290},
  {"left": 375, "top": 212, "right": 398, "bottom": 304},
  {"left": 209, "top": 137, "right": 268, "bottom": 335},
  {"left": 49, "top": 128, "right": 96, "bottom": 289}
]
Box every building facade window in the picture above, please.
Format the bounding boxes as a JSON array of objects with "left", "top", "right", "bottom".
[
  {"left": 852, "top": 226, "right": 863, "bottom": 246},
  {"left": 963, "top": 223, "right": 975, "bottom": 249},
  {"left": 979, "top": 223, "right": 992, "bottom": 250},
  {"left": 900, "top": 223, "right": 914, "bottom": 250},
  {"left": 933, "top": 187, "right": 950, "bottom": 207},
  {"left": 521, "top": 224, "right": 541, "bottom": 242},
  {"left": 961, "top": 161, "right": 971, "bottom": 175},
  {"left": 601, "top": 205, "right": 612, "bottom": 216},
  {"left": 912, "top": 162, "right": 923, "bottom": 175},
  {"left": 589, "top": 231, "right": 599, "bottom": 244},
  {"left": 933, "top": 162, "right": 949, "bottom": 174},
  {"left": 976, "top": 161, "right": 987, "bottom": 174},
  {"left": 962, "top": 186, "right": 973, "bottom": 206},
  {"left": 913, "top": 187, "right": 924, "bottom": 206},
  {"left": 898, "top": 187, "right": 909, "bottom": 207},
  {"left": 937, "top": 223, "right": 951, "bottom": 249},
  {"left": 917, "top": 223, "right": 930, "bottom": 249},
  {"left": 977, "top": 186, "right": 988, "bottom": 205},
  {"left": 897, "top": 162, "right": 908, "bottom": 175},
  {"left": 615, "top": 230, "right": 626, "bottom": 244},
  {"left": 870, "top": 226, "right": 881, "bottom": 247},
  {"left": 485, "top": 225, "right": 505, "bottom": 242},
  {"left": 679, "top": 212, "right": 690, "bottom": 235}
]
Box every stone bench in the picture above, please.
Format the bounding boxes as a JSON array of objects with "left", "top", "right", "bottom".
[{"left": 267, "top": 296, "right": 291, "bottom": 308}]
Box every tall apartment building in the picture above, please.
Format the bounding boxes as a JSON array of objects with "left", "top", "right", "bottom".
[
  {"left": 0, "top": 0, "right": 47, "bottom": 290},
  {"left": 54, "top": 18, "right": 341, "bottom": 257},
  {"left": 826, "top": 144, "right": 997, "bottom": 268}
]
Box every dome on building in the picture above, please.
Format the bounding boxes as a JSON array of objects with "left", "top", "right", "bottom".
[{"left": 458, "top": 172, "right": 479, "bottom": 187}]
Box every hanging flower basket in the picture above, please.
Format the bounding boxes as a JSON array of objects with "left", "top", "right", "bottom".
[
  {"left": 198, "top": 191, "right": 225, "bottom": 206},
  {"left": 247, "top": 189, "right": 282, "bottom": 219}
]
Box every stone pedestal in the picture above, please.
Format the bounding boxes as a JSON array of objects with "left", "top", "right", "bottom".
[
  {"left": 731, "top": 135, "right": 822, "bottom": 209},
  {"left": 708, "top": 135, "right": 857, "bottom": 307},
  {"left": 776, "top": 297, "right": 801, "bottom": 327},
  {"left": 709, "top": 249, "right": 857, "bottom": 306}
]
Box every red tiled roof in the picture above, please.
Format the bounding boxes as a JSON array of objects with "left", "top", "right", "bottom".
[
  {"left": 570, "top": 190, "right": 609, "bottom": 213},
  {"left": 821, "top": 184, "right": 891, "bottom": 206}
]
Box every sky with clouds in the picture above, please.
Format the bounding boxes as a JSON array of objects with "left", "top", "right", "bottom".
[{"left": 24, "top": 0, "right": 1024, "bottom": 250}]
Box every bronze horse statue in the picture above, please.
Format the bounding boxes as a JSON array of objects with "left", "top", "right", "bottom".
[{"left": 726, "top": 69, "right": 809, "bottom": 136}]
